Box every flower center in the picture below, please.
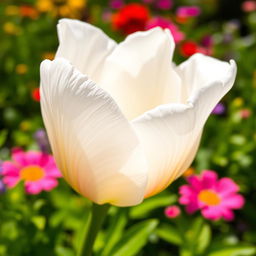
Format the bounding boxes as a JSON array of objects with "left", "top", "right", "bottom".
[
  {"left": 20, "top": 166, "right": 45, "bottom": 182},
  {"left": 198, "top": 190, "right": 221, "bottom": 206}
]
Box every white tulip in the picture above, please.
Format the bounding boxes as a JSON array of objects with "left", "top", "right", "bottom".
[{"left": 40, "top": 19, "right": 237, "bottom": 206}]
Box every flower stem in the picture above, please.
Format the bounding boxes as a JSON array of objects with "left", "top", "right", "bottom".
[{"left": 79, "top": 203, "right": 110, "bottom": 256}]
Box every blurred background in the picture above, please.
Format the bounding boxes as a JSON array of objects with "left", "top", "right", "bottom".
[{"left": 0, "top": 0, "right": 256, "bottom": 255}]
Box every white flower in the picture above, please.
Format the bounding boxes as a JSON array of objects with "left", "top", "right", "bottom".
[{"left": 40, "top": 19, "right": 237, "bottom": 206}]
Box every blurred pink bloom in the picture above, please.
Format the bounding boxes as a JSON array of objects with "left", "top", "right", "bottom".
[
  {"left": 102, "top": 10, "right": 113, "bottom": 22},
  {"left": 196, "top": 46, "right": 213, "bottom": 56},
  {"left": 109, "top": 0, "right": 124, "bottom": 9},
  {"left": 242, "top": 1, "right": 256, "bottom": 12},
  {"left": 176, "top": 6, "right": 201, "bottom": 18},
  {"left": 2, "top": 149, "right": 62, "bottom": 194},
  {"left": 240, "top": 108, "right": 251, "bottom": 119},
  {"left": 146, "top": 17, "right": 185, "bottom": 43},
  {"left": 165, "top": 205, "right": 181, "bottom": 218},
  {"left": 179, "top": 170, "right": 245, "bottom": 221},
  {"left": 156, "top": 0, "right": 173, "bottom": 10}
]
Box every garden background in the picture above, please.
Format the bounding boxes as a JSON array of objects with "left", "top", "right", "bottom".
[{"left": 0, "top": 0, "right": 256, "bottom": 255}]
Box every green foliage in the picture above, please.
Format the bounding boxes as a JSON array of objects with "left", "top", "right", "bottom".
[
  {"left": 156, "top": 223, "right": 182, "bottom": 245},
  {"left": 208, "top": 246, "right": 256, "bottom": 256},
  {"left": 107, "top": 219, "right": 158, "bottom": 256},
  {"left": 130, "top": 193, "right": 177, "bottom": 219}
]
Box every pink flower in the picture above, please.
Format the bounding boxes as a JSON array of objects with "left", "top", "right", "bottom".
[
  {"left": 2, "top": 149, "right": 62, "bottom": 194},
  {"left": 109, "top": 0, "right": 124, "bottom": 9},
  {"left": 146, "top": 17, "right": 185, "bottom": 43},
  {"left": 176, "top": 6, "right": 201, "bottom": 18},
  {"left": 242, "top": 1, "right": 256, "bottom": 12},
  {"left": 179, "top": 170, "right": 245, "bottom": 221},
  {"left": 155, "top": 0, "right": 173, "bottom": 10},
  {"left": 165, "top": 205, "right": 181, "bottom": 218},
  {"left": 240, "top": 108, "right": 251, "bottom": 119}
]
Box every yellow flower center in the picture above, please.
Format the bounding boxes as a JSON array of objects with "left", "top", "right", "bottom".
[
  {"left": 198, "top": 190, "right": 221, "bottom": 206},
  {"left": 20, "top": 166, "right": 45, "bottom": 182}
]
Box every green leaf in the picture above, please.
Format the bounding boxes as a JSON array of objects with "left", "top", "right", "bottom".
[
  {"left": 191, "top": 217, "right": 204, "bottom": 239},
  {"left": 184, "top": 216, "right": 204, "bottom": 247},
  {"left": 130, "top": 193, "right": 177, "bottom": 219},
  {"left": 156, "top": 223, "right": 182, "bottom": 245},
  {"left": 0, "top": 130, "right": 7, "bottom": 147},
  {"left": 208, "top": 246, "right": 256, "bottom": 256},
  {"left": 31, "top": 216, "right": 46, "bottom": 230},
  {"left": 101, "top": 209, "right": 128, "bottom": 256},
  {"left": 109, "top": 219, "right": 158, "bottom": 256},
  {"left": 197, "top": 223, "right": 211, "bottom": 254},
  {"left": 55, "top": 246, "right": 75, "bottom": 256},
  {"left": 180, "top": 250, "right": 192, "bottom": 256}
]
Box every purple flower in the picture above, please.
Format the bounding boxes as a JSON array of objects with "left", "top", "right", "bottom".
[
  {"left": 0, "top": 180, "right": 6, "bottom": 193},
  {"left": 212, "top": 103, "right": 226, "bottom": 115},
  {"left": 0, "top": 161, "right": 5, "bottom": 193},
  {"left": 176, "top": 6, "right": 201, "bottom": 18},
  {"left": 0, "top": 160, "right": 3, "bottom": 175},
  {"left": 34, "top": 129, "right": 50, "bottom": 153}
]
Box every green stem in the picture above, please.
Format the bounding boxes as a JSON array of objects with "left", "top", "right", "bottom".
[{"left": 79, "top": 203, "right": 110, "bottom": 256}]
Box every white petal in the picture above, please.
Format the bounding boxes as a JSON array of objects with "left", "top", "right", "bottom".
[
  {"left": 181, "top": 54, "right": 237, "bottom": 125},
  {"left": 40, "top": 58, "right": 148, "bottom": 206},
  {"left": 56, "top": 19, "right": 116, "bottom": 82},
  {"left": 177, "top": 53, "right": 236, "bottom": 104},
  {"left": 132, "top": 104, "right": 199, "bottom": 197},
  {"left": 99, "top": 28, "right": 182, "bottom": 120},
  {"left": 133, "top": 56, "right": 237, "bottom": 197}
]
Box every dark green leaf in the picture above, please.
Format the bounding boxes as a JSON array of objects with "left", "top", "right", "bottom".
[{"left": 109, "top": 219, "right": 158, "bottom": 256}]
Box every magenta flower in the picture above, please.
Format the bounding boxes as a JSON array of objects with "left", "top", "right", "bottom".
[
  {"left": 155, "top": 0, "right": 173, "bottom": 10},
  {"left": 146, "top": 17, "right": 185, "bottom": 43},
  {"left": 2, "top": 149, "right": 62, "bottom": 194},
  {"left": 109, "top": 0, "right": 124, "bottom": 9},
  {"left": 201, "top": 35, "right": 214, "bottom": 48},
  {"left": 165, "top": 205, "right": 181, "bottom": 218},
  {"left": 179, "top": 170, "right": 245, "bottom": 221},
  {"left": 176, "top": 6, "right": 201, "bottom": 18}
]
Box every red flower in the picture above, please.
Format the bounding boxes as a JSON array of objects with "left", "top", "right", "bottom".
[
  {"left": 112, "top": 3, "right": 150, "bottom": 35},
  {"left": 180, "top": 41, "right": 198, "bottom": 57},
  {"left": 180, "top": 40, "right": 213, "bottom": 57},
  {"left": 32, "top": 88, "right": 40, "bottom": 102},
  {"left": 19, "top": 5, "right": 38, "bottom": 19}
]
